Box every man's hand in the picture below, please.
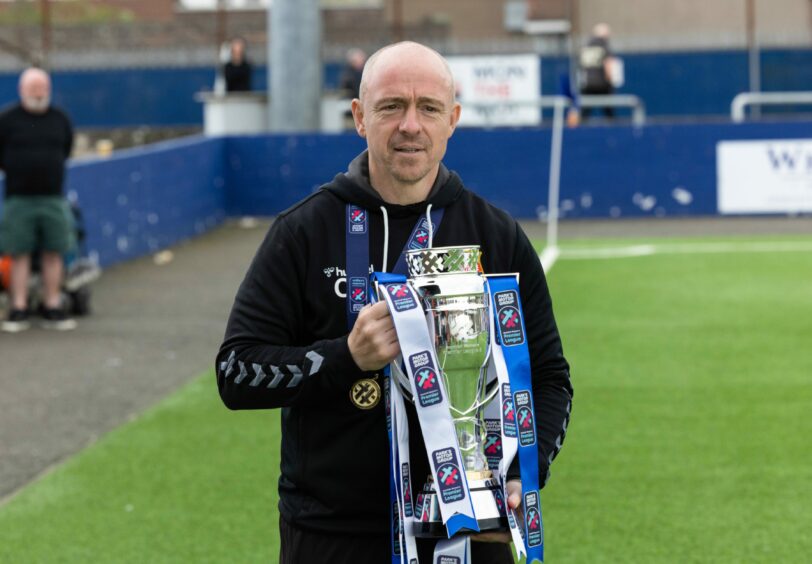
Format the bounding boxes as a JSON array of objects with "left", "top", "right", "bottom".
[
  {"left": 348, "top": 302, "right": 401, "bottom": 371},
  {"left": 472, "top": 479, "right": 522, "bottom": 543}
]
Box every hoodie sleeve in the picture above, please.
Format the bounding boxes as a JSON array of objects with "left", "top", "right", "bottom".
[
  {"left": 510, "top": 223, "right": 573, "bottom": 487},
  {"left": 216, "top": 215, "right": 360, "bottom": 410}
]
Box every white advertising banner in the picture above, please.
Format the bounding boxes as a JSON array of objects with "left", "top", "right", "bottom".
[
  {"left": 717, "top": 139, "right": 812, "bottom": 214},
  {"left": 447, "top": 55, "right": 540, "bottom": 127}
]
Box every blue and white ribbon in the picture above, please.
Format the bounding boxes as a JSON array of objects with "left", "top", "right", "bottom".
[
  {"left": 486, "top": 274, "right": 544, "bottom": 563},
  {"left": 374, "top": 272, "right": 480, "bottom": 543}
]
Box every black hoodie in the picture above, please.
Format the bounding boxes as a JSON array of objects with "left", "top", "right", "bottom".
[{"left": 216, "top": 152, "right": 572, "bottom": 535}]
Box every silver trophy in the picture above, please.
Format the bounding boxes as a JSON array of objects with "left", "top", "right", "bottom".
[{"left": 398, "top": 245, "right": 508, "bottom": 537}]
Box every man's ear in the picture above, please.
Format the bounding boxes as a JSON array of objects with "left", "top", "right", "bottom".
[
  {"left": 448, "top": 101, "right": 461, "bottom": 134},
  {"left": 351, "top": 98, "right": 366, "bottom": 138}
]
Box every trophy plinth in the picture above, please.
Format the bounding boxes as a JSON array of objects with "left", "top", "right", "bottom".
[
  {"left": 413, "top": 472, "right": 509, "bottom": 537},
  {"left": 400, "top": 246, "right": 508, "bottom": 538}
]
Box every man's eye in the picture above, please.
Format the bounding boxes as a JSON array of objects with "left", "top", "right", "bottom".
[
  {"left": 381, "top": 104, "right": 399, "bottom": 111},
  {"left": 423, "top": 105, "right": 440, "bottom": 113}
]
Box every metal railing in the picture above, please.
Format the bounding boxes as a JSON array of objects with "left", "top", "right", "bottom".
[
  {"left": 731, "top": 91, "right": 812, "bottom": 122},
  {"left": 578, "top": 94, "right": 647, "bottom": 126},
  {"left": 462, "top": 94, "right": 647, "bottom": 127}
]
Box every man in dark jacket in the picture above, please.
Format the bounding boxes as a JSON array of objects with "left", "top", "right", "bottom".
[
  {"left": 217, "top": 41, "right": 572, "bottom": 563},
  {"left": 224, "top": 37, "right": 252, "bottom": 93},
  {"left": 0, "top": 67, "right": 76, "bottom": 332},
  {"left": 578, "top": 22, "right": 617, "bottom": 119}
]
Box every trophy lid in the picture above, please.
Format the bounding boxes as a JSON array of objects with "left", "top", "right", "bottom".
[{"left": 405, "top": 245, "right": 481, "bottom": 278}]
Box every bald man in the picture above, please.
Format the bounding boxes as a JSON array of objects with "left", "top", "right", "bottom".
[
  {"left": 217, "top": 42, "right": 572, "bottom": 563},
  {"left": 0, "top": 67, "right": 76, "bottom": 332}
]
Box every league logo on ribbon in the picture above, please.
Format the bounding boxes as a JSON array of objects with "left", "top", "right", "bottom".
[
  {"left": 414, "top": 493, "right": 425, "bottom": 520},
  {"left": 383, "top": 377, "right": 391, "bottom": 432},
  {"left": 348, "top": 205, "right": 366, "bottom": 234},
  {"left": 501, "top": 383, "right": 517, "bottom": 438},
  {"left": 387, "top": 283, "right": 418, "bottom": 312},
  {"left": 495, "top": 290, "right": 525, "bottom": 346},
  {"left": 409, "top": 351, "right": 443, "bottom": 407},
  {"left": 348, "top": 277, "right": 367, "bottom": 312},
  {"left": 514, "top": 390, "right": 536, "bottom": 447},
  {"left": 524, "top": 490, "right": 543, "bottom": 547},
  {"left": 493, "top": 486, "right": 506, "bottom": 514},
  {"left": 392, "top": 501, "right": 402, "bottom": 555},
  {"left": 401, "top": 463, "right": 413, "bottom": 517},
  {"left": 432, "top": 448, "right": 465, "bottom": 504},
  {"left": 408, "top": 218, "right": 432, "bottom": 250},
  {"left": 507, "top": 508, "right": 518, "bottom": 530},
  {"left": 484, "top": 419, "right": 502, "bottom": 472},
  {"left": 420, "top": 495, "right": 431, "bottom": 521}
]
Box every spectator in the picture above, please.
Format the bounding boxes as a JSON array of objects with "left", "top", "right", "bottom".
[
  {"left": 0, "top": 67, "right": 76, "bottom": 332},
  {"left": 578, "top": 22, "right": 621, "bottom": 119},
  {"left": 338, "top": 48, "right": 367, "bottom": 127},
  {"left": 339, "top": 47, "right": 367, "bottom": 99},
  {"left": 216, "top": 41, "right": 572, "bottom": 563},
  {"left": 224, "top": 37, "right": 252, "bottom": 93}
]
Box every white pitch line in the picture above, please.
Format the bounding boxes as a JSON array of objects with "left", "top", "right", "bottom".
[
  {"left": 560, "top": 245, "right": 656, "bottom": 259},
  {"left": 554, "top": 240, "right": 812, "bottom": 261},
  {"left": 539, "top": 245, "right": 560, "bottom": 272}
]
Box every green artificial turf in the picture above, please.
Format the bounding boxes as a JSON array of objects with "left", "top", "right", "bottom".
[
  {"left": 541, "top": 238, "right": 812, "bottom": 563},
  {"left": 0, "top": 375, "right": 280, "bottom": 563},
  {"left": 2, "top": 234, "right": 811, "bottom": 563}
]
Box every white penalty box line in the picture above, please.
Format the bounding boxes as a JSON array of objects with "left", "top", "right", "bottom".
[{"left": 539, "top": 240, "right": 812, "bottom": 266}]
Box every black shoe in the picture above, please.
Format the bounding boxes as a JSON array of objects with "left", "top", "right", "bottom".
[
  {"left": 40, "top": 307, "right": 77, "bottom": 331},
  {"left": 2, "top": 309, "right": 31, "bottom": 333}
]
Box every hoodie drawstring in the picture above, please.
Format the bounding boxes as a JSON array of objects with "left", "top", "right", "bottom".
[
  {"left": 379, "top": 206, "right": 389, "bottom": 272},
  {"left": 426, "top": 203, "right": 434, "bottom": 248},
  {"left": 379, "top": 203, "right": 435, "bottom": 272}
]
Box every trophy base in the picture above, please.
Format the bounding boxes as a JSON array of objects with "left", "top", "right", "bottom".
[{"left": 412, "top": 473, "right": 509, "bottom": 538}]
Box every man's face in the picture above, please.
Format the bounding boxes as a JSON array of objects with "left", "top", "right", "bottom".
[
  {"left": 231, "top": 40, "right": 245, "bottom": 63},
  {"left": 353, "top": 48, "right": 460, "bottom": 192},
  {"left": 19, "top": 73, "right": 51, "bottom": 114}
]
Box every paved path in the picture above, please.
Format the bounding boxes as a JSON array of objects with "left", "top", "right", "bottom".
[
  {"left": 0, "top": 220, "right": 269, "bottom": 501},
  {"left": 1, "top": 214, "right": 807, "bottom": 502}
]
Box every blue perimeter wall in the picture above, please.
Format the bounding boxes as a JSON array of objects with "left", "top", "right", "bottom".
[
  {"left": 226, "top": 120, "right": 812, "bottom": 222},
  {"left": 0, "top": 48, "right": 811, "bottom": 127},
  {"left": 1, "top": 119, "right": 809, "bottom": 268},
  {"left": 32, "top": 136, "right": 226, "bottom": 268}
]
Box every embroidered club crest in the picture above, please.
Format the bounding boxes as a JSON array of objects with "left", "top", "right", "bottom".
[{"left": 350, "top": 378, "right": 381, "bottom": 409}]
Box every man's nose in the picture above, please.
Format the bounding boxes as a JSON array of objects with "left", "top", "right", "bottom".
[{"left": 398, "top": 104, "right": 421, "bottom": 135}]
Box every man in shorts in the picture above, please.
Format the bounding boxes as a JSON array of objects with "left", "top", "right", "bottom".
[{"left": 0, "top": 67, "right": 76, "bottom": 332}]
